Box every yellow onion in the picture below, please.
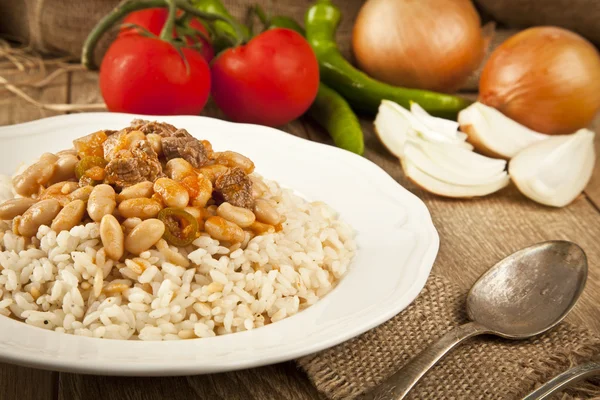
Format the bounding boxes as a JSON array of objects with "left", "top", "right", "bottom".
[
  {"left": 479, "top": 27, "right": 600, "bottom": 135},
  {"left": 352, "top": 0, "right": 486, "bottom": 92}
]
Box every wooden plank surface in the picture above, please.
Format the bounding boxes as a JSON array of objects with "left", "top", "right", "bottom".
[
  {"left": 1, "top": 68, "right": 600, "bottom": 400},
  {"left": 60, "top": 364, "right": 320, "bottom": 400},
  {"left": 583, "top": 114, "right": 600, "bottom": 209}
]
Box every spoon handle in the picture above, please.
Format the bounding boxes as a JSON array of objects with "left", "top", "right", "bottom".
[
  {"left": 367, "top": 321, "right": 490, "bottom": 400},
  {"left": 522, "top": 362, "right": 600, "bottom": 400}
]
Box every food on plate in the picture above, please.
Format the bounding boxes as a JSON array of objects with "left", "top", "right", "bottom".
[
  {"left": 479, "top": 27, "right": 600, "bottom": 135},
  {"left": 305, "top": 0, "right": 472, "bottom": 118},
  {"left": 0, "top": 120, "right": 355, "bottom": 340},
  {"left": 210, "top": 28, "right": 320, "bottom": 127},
  {"left": 352, "top": 0, "right": 487, "bottom": 92},
  {"left": 458, "top": 102, "right": 549, "bottom": 159},
  {"left": 374, "top": 100, "right": 510, "bottom": 198},
  {"left": 509, "top": 129, "right": 596, "bottom": 207}
]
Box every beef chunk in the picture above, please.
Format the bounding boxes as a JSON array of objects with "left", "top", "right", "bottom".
[
  {"left": 131, "top": 120, "right": 183, "bottom": 138},
  {"left": 162, "top": 136, "right": 210, "bottom": 168},
  {"left": 172, "top": 128, "right": 193, "bottom": 138},
  {"left": 215, "top": 167, "right": 254, "bottom": 209},
  {"left": 105, "top": 141, "right": 163, "bottom": 187}
]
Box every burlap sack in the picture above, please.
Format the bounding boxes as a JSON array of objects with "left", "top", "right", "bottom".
[{"left": 474, "top": 0, "right": 600, "bottom": 45}]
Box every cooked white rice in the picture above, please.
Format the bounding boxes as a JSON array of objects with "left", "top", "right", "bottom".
[{"left": 0, "top": 174, "right": 356, "bottom": 340}]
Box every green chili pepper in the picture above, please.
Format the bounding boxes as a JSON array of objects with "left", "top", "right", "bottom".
[
  {"left": 251, "top": 5, "right": 305, "bottom": 36},
  {"left": 264, "top": 12, "right": 363, "bottom": 155},
  {"left": 308, "top": 83, "right": 364, "bottom": 155},
  {"left": 191, "top": 0, "right": 250, "bottom": 53},
  {"left": 268, "top": 16, "right": 305, "bottom": 35},
  {"left": 158, "top": 208, "right": 199, "bottom": 247},
  {"left": 305, "top": 0, "right": 471, "bottom": 119}
]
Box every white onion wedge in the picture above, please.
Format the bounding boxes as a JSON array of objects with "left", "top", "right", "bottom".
[
  {"left": 401, "top": 157, "right": 511, "bottom": 198},
  {"left": 374, "top": 100, "right": 411, "bottom": 157},
  {"left": 509, "top": 129, "right": 596, "bottom": 207},
  {"left": 385, "top": 101, "right": 468, "bottom": 145},
  {"left": 374, "top": 101, "right": 472, "bottom": 157},
  {"left": 408, "top": 141, "right": 508, "bottom": 184},
  {"left": 458, "top": 102, "right": 549, "bottom": 159},
  {"left": 417, "top": 140, "right": 507, "bottom": 177},
  {"left": 410, "top": 102, "right": 463, "bottom": 140}
]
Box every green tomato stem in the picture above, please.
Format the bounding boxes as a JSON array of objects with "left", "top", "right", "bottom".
[
  {"left": 82, "top": 0, "right": 244, "bottom": 70},
  {"left": 159, "top": 0, "right": 178, "bottom": 40}
]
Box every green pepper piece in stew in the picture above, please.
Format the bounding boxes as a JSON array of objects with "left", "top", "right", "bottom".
[
  {"left": 158, "top": 208, "right": 199, "bottom": 247},
  {"left": 75, "top": 156, "right": 107, "bottom": 180}
]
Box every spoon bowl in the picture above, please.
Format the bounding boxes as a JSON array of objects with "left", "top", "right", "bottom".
[
  {"left": 467, "top": 241, "right": 587, "bottom": 338},
  {"left": 369, "top": 240, "right": 588, "bottom": 400}
]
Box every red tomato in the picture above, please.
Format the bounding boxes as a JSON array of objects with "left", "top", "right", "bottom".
[
  {"left": 100, "top": 35, "right": 211, "bottom": 115},
  {"left": 121, "top": 8, "right": 214, "bottom": 62},
  {"left": 210, "top": 28, "right": 320, "bottom": 127}
]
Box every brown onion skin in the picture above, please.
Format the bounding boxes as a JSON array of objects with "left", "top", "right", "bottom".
[
  {"left": 479, "top": 27, "right": 600, "bottom": 135},
  {"left": 352, "top": 0, "right": 485, "bottom": 93}
]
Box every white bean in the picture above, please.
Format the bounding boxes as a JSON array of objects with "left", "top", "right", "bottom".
[
  {"left": 217, "top": 202, "right": 255, "bottom": 228},
  {"left": 253, "top": 198, "right": 280, "bottom": 225},
  {"left": 0, "top": 198, "right": 37, "bottom": 220},
  {"left": 118, "top": 198, "right": 162, "bottom": 219},
  {"left": 213, "top": 151, "right": 255, "bottom": 174},
  {"left": 87, "top": 184, "right": 116, "bottom": 222},
  {"left": 165, "top": 158, "right": 194, "bottom": 182},
  {"left": 18, "top": 199, "right": 61, "bottom": 237},
  {"left": 48, "top": 154, "right": 78, "bottom": 184},
  {"left": 13, "top": 153, "right": 59, "bottom": 196},
  {"left": 205, "top": 216, "right": 244, "bottom": 243},
  {"left": 154, "top": 178, "right": 189, "bottom": 209},
  {"left": 116, "top": 181, "right": 154, "bottom": 203},
  {"left": 146, "top": 134, "right": 163, "bottom": 156},
  {"left": 100, "top": 214, "right": 124, "bottom": 260},
  {"left": 125, "top": 219, "right": 165, "bottom": 255},
  {"left": 68, "top": 186, "right": 94, "bottom": 203},
  {"left": 51, "top": 200, "right": 85, "bottom": 232}
]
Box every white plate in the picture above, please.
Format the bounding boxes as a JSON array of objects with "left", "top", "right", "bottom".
[{"left": 0, "top": 113, "right": 438, "bottom": 376}]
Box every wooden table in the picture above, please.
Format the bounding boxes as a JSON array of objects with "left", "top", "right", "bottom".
[{"left": 1, "top": 66, "right": 600, "bottom": 400}]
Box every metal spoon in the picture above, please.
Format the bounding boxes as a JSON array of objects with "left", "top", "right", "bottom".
[
  {"left": 522, "top": 361, "right": 600, "bottom": 400},
  {"left": 368, "top": 241, "right": 588, "bottom": 400}
]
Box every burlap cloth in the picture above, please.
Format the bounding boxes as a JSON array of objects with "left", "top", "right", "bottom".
[{"left": 299, "top": 274, "right": 600, "bottom": 399}]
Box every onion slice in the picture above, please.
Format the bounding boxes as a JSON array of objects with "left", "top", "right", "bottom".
[
  {"left": 375, "top": 100, "right": 509, "bottom": 199},
  {"left": 509, "top": 129, "right": 596, "bottom": 207},
  {"left": 374, "top": 100, "right": 412, "bottom": 157},
  {"left": 410, "top": 102, "right": 463, "bottom": 140},
  {"left": 402, "top": 156, "right": 510, "bottom": 198},
  {"left": 374, "top": 100, "right": 473, "bottom": 157},
  {"left": 416, "top": 140, "right": 507, "bottom": 178},
  {"left": 458, "top": 102, "right": 549, "bottom": 159},
  {"left": 404, "top": 141, "right": 507, "bottom": 186}
]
